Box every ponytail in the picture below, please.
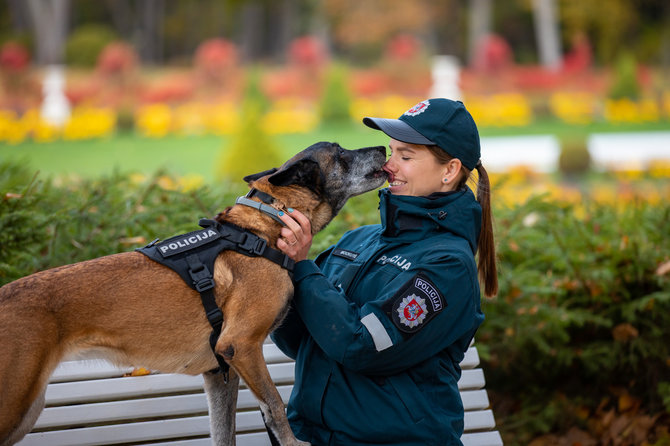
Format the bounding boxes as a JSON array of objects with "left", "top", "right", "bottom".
[
  {"left": 474, "top": 161, "right": 498, "bottom": 297},
  {"left": 425, "top": 145, "right": 498, "bottom": 297}
]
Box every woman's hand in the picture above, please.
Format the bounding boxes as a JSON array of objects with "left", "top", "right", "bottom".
[{"left": 276, "top": 209, "right": 312, "bottom": 262}]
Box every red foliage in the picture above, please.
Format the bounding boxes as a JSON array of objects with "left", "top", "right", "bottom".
[
  {"left": 194, "top": 38, "right": 238, "bottom": 81},
  {"left": 139, "top": 76, "right": 194, "bottom": 104},
  {"left": 97, "top": 42, "right": 137, "bottom": 76},
  {"left": 350, "top": 70, "right": 391, "bottom": 97},
  {"left": 0, "top": 42, "right": 30, "bottom": 73},
  {"left": 472, "top": 34, "right": 513, "bottom": 72},
  {"left": 562, "top": 33, "right": 592, "bottom": 74},
  {"left": 288, "top": 36, "right": 328, "bottom": 68},
  {"left": 385, "top": 34, "right": 421, "bottom": 62}
]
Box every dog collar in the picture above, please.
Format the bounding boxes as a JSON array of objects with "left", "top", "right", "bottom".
[{"left": 235, "top": 189, "right": 286, "bottom": 226}]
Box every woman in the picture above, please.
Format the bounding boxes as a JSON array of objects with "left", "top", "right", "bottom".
[{"left": 272, "top": 98, "right": 497, "bottom": 446}]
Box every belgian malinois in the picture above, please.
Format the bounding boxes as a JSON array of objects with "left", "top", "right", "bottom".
[{"left": 0, "top": 141, "right": 388, "bottom": 446}]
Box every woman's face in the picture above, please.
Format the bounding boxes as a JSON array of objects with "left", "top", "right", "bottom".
[{"left": 383, "top": 139, "right": 460, "bottom": 196}]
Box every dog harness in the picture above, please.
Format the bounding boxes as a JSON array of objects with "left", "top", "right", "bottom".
[{"left": 136, "top": 216, "right": 295, "bottom": 382}]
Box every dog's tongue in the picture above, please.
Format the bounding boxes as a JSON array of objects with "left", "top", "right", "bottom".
[{"left": 383, "top": 168, "right": 394, "bottom": 183}]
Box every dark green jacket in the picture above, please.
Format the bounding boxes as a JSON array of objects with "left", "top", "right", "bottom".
[{"left": 271, "top": 187, "right": 485, "bottom": 446}]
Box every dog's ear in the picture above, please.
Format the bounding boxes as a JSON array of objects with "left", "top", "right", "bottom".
[
  {"left": 268, "top": 159, "right": 323, "bottom": 192},
  {"left": 243, "top": 168, "right": 278, "bottom": 184}
]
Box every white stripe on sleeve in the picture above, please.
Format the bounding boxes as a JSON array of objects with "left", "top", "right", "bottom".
[{"left": 361, "top": 313, "right": 393, "bottom": 352}]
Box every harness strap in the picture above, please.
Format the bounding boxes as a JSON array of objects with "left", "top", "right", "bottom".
[
  {"left": 186, "top": 254, "right": 230, "bottom": 382},
  {"left": 210, "top": 220, "right": 295, "bottom": 274}
]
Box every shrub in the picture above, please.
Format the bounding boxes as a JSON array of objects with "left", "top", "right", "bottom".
[
  {"left": 0, "top": 163, "right": 54, "bottom": 282},
  {"left": 96, "top": 41, "right": 137, "bottom": 77},
  {"left": 193, "top": 38, "right": 238, "bottom": 87},
  {"left": 319, "top": 64, "right": 352, "bottom": 123},
  {"left": 216, "top": 74, "right": 282, "bottom": 182},
  {"left": 481, "top": 195, "right": 670, "bottom": 444},
  {"left": 558, "top": 139, "right": 591, "bottom": 176},
  {"left": 66, "top": 24, "right": 118, "bottom": 67},
  {"left": 216, "top": 100, "right": 283, "bottom": 182},
  {"left": 0, "top": 163, "right": 242, "bottom": 285},
  {"left": 608, "top": 52, "right": 641, "bottom": 100},
  {"left": 0, "top": 41, "right": 30, "bottom": 72}
]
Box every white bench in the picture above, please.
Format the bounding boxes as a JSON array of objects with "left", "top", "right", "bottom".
[{"left": 20, "top": 342, "right": 503, "bottom": 446}]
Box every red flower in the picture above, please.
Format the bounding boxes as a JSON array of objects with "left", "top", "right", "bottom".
[{"left": 0, "top": 42, "right": 30, "bottom": 72}]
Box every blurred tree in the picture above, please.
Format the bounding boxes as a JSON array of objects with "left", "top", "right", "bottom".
[
  {"left": 25, "top": 0, "right": 70, "bottom": 65},
  {"left": 531, "top": 0, "right": 562, "bottom": 70},
  {"left": 323, "top": 0, "right": 434, "bottom": 63},
  {"left": 559, "top": 0, "right": 670, "bottom": 65}
]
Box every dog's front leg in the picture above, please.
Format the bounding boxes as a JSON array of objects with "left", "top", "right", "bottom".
[{"left": 203, "top": 369, "right": 240, "bottom": 446}]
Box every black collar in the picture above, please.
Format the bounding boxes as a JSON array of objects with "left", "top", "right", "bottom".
[{"left": 235, "top": 189, "right": 286, "bottom": 226}]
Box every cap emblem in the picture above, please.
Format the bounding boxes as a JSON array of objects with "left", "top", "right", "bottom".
[{"left": 404, "top": 100, "right": 430, "bottom": 117}]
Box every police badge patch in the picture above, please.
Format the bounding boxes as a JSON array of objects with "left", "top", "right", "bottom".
[{"left": 383, "top": 273, "right": 446, "bottom": 334}]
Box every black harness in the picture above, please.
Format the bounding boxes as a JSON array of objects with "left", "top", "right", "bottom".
[{"left": 136, "top": 197, "right": 294, "bottom": 382}]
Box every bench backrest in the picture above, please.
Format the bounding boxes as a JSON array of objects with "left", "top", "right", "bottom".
[{"left": 19, "top": 342, "right": 502, "bottom": 446}]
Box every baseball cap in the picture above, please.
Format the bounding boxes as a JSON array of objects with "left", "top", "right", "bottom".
[{"left": 363, "top": 98, "right": 481, "bottom": 170}]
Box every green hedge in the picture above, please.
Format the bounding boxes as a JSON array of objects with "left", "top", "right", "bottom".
[
  {"left": 483, "top": 196, "right": 670, "bottom": 444},
  {"left": 2, "top": 162, "right": 668, "bottom": 442}
]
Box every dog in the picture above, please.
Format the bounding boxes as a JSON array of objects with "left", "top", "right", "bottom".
[{"left": 0, "top": 141, "right": 387, "bottom": 446}]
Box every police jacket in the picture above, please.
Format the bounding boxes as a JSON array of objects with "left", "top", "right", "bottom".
[{"left": 271, "top": 187, "right": 485, "bottom": 446}]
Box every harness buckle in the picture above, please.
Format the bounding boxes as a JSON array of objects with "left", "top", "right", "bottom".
[
  {"left": 195, "top": 277, "right": 215, "bottom": 292},
  {"left": 239, "top": 234, "right": 267, "bottom": 256},
  {"left": 252, "top": 238, "right": 267, "bottom": 255},
  {"left": 205, "top": 307, "right": 223, "bottom": 327}
]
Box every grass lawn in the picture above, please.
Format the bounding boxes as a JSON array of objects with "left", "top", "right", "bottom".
[{"left": 2, "top": 120, "right": 669, "bottom": 183}]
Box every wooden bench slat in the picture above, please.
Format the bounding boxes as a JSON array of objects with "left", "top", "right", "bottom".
[
  {"left": 25, "top": 409, "right": 498, "bottom": 446},
  {"left": 45, "top": 363, "right": 295, "bottom": 405},
  {"left": 50, "top": 345, "right": 479, "bottom": 383},
  {"left": 461, "top": 430, "right": 504, "bottom": 446},
  {"left": 34, "top": 386, "right": 294, "bottom": 429},
  {"left": 460, "top": 346, "right": 480, "bottom": 369},
  {"left": 464, "top": 409, "right": 497, "bottom": 431},
  {"left": 46, "top": 364, "right": 484, "bottom": 406},
  {"left": 458, "top": 368, "right": 485, "bottom": 390},
  {"left": 461, "top": 389, "right": 491, "bottom": 410},
  {"left": 20, "top": 417, "right": 211, "bottom": 446}
]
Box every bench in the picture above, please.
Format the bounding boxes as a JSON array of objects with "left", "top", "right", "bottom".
[{"left": 20, "top": 341, "right": 503, "bottom": 446}]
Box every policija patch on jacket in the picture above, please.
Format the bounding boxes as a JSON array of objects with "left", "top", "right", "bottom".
[{"left": 382, "top": 273, "right": 445, "bottom": 334}]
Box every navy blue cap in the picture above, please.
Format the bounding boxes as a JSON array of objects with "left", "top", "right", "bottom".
[{"left": 363, "top": 98, "right": 481, "bottom": 170}]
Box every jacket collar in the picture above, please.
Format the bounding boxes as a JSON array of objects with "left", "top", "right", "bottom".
[{"left": 378, "top": 187, "right": 482, "bottom": 254}]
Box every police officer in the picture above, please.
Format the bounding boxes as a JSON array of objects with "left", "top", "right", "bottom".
[{"left": 274, "top": 98, "right": 498, "bottom": 446}]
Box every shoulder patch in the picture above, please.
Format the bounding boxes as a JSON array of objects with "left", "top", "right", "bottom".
[{"left": 383, "top": 273, "right": 446, "bottom": 334}]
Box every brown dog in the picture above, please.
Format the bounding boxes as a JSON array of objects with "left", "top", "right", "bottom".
[{"left": 0, "top": 141, "right": 387, "bottom": 446}]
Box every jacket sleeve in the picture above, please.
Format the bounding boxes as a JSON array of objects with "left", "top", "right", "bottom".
[
  {"left": 270, "top": 247, "right": 334, "bottom": 359},
  {"left": 270, "top": 302, "right": 307, "bottom": 360},
  {"left": 292, "top": 254, "right": 483, "bottom": 376}
]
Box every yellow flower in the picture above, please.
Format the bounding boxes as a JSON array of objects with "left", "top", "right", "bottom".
[
  {"left": 63, "top": 107, "right": 117, "bottom": 140},
  {"left": 549, "top": 92, "right": 595, "bottom": 124},
  {"left": 176, "top": 174, "right": 205, "bottom": 192},
  {"left": 262, "top": 99, "right": 318, "bottom": 134},
  {"left": 135, "top": 104, "right": 172, "bottom": 138},
  {"left": 204, "top": 102, "right": 239, "bottom": 135}
]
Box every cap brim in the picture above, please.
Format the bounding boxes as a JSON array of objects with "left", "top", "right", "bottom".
[{"left": 363, "top": 117, "right": 435, "bottom": 146}]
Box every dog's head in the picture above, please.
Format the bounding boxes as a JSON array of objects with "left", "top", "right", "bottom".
[{"left": 244, "top": 141, "right": 387, "bottom": 230}]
